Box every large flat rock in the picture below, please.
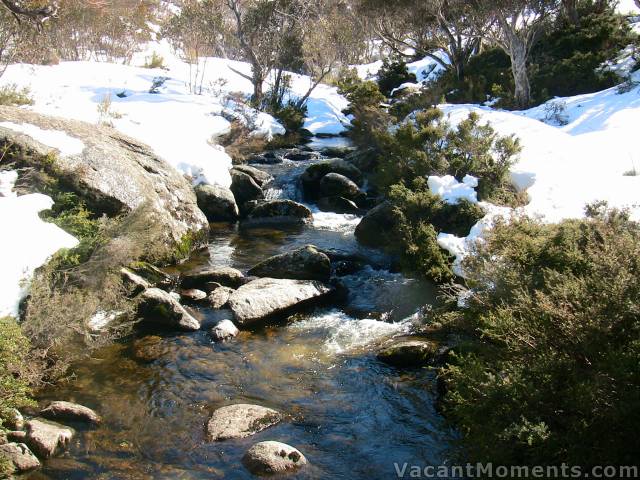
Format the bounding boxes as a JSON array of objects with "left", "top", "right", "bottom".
[
  {"left": 228, "top": 277, "right": 332, "bottom": 325},
  {"left": 0, "top": 106, "right": 208, "bottom": 261}
]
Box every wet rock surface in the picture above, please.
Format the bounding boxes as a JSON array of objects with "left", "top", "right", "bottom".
[
  {"left": 207, "top": 404, "right": 282, "bottom": 441},
  {"left": 242, "top": 441, "right": 308, "bottom": 475}
]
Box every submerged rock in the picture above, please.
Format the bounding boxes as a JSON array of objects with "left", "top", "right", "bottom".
[
  {"left": 228, "top": 277, "right": 332, "bottom": 325},
  {"left": 248, "top": 245, "right": 331, "bottom": 282},
  {"left": 210, "top": 319, "right": 239, "bottom": 341},
  {"left": 377, "top": 340, "right": 438, "bottom": 367},
  {"left": 207, "top": 286, "right": 234, "bottom": 309},
  {"left": 195, "top": 184, "right": 239, "bottom": 221},
  {"left": 132, "top": 335, "right": 166, "bottom": 363},
  {"left": 181, "top": 266, "right": 245, "bottom": 289},
  {"left": 137, "top": 288, "right": 200, "bottom": 331},
  {"left": 40, "top": 401, "right": 101, "bottom": 425},
  {"left": 355, "top": 201, "right": 399, "bottom": 248},
  {"left": 283, "top": 149, "right": 319, "bottom": 161},
  {"left": 242, "top": 441, "right": 307, "bottom": 475},
  {"left": 246, "top": 200, "right": 313, "bottom": 226},
  {"left": 0, "top": 106, "right": 208, "bottom": 262},
  {"left": 0, "top": 443, "right": 41, "bottom": 474},
  {"left": 207, "top": 404, "right": 282, "bottom": 441},
  {"left": 25, "top": 419, "right": 74, "bottom": 458}
]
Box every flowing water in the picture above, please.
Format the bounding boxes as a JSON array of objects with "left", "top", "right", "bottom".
[{"left": 30, "top": 139, "right": 454, "bottom": 480}]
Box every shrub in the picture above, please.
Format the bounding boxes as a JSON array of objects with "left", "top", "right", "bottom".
[
  {"left": 439, "top": 207, "right": 640, "bottom": 466},
  {"left": 388, "top": 179, "right": 485, "bottom": 282},
  {"left": 377, "top": 58, "right": 417, "bottom": 97},
  {"left": 0, "top": 316, "right": 36, "bottom": 427},
  {"left": 0, "top": 84, "right": 34, "bottom": 106},
  {"left": 542, "top": 100, "right": 569, "bottom": 126},
  {"left": 374, "top": 109, "right": 521, "bottom": 201},
  {"left": 272, "top": 101, "right": 307, "bottom": 134},
  {"left": 143, "top": 51, "right": 165, "bottom": 69}
]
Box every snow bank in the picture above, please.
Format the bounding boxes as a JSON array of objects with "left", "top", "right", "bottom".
[
  {"left": 1, "top": 41, "right": 349, "bottom": 187},
  {"left": 0, "top": 173, "right": 78, "bottom": 318},
  {"left": 434, "top": 77, "right": 640, "bottom": 274}
]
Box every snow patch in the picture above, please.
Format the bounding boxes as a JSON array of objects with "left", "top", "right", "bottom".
[
  {"left": 428, "top": 174, "right": 479, "bottom": 204},
  {"left": 0, "top": 121, "right": 85, "bottom": 157},
  {"left": 0, "top": 173, "right": 78, "bottom": 317}
]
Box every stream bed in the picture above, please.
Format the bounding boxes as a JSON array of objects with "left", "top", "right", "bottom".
[{"left": 30, "top": 139, "right": 454, "bottom": 480}]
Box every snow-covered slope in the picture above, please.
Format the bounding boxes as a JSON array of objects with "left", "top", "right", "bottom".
[{"left": 437, "top": 71, "right": 640, "bottom": 274}]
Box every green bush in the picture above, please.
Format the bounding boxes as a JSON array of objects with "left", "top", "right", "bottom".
[
  {"left": 530, "top": 6, "right": 635, "bottom": 101},
  {"left": 440, "top": 207, "right": 640, "bottom": 466},
  {"left": 0, "top": 316, "right": 36, "bottom": 427},
  {"left": 377, "top": 58, "right": 417, "bottom": 97},
  {"left": 272, "top": 101, "right": 307, "bottom": 133},
  {"left": 374, "top": 108, "right": 521, "bottom": 201},
  {"left": 143, "top": 51, "right": 165, "bottom": 69},
  {"left": 0, "top": 84, "right": 34, "bottom": 106},
  {"left": 388, "top": 179, "right": 485, "bottom": 282}
]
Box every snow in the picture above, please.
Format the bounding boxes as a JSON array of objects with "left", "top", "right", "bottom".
[
  {"left": 617, "top": 0, "right": 640, "bottom": 14},
  {"left": 0, "top": 173, "right": 78, "bottom": 318},
  {"left": 434, "top": 72, "right": 640, "bottom": 274},
  {"left": 0, "top": 121, "right": 85, "bottom": 157},
  {"left": 0, "top": 39, "right": 349, "bottom": 188},
  {"left": 428, "top": 175, "right": 479, "bottom": 205}
]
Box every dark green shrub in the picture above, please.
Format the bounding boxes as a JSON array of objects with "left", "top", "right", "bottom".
[
  {"left": 374, "top": 109, "right": 521, "bottom": 201},
  {"left": 338, "top": 78, "right": 386, "bottom": 116},
  {"left": 0, "top": 84, "right": 34, "bottom": 106},
  {"left": 440, "top": 207, "right": 640, "bottom": 466},
  {"left": 377, "top": 58, "right": 417, "bottom": 97},
  {"left": 272, "top": 101, "right": 307, "bottom": 133},
  {"left": 388, "top": 179, "right": 485, "bottom": 282},
  {"left": 531, "top": 6, "right": 635, "bottom": 100}
]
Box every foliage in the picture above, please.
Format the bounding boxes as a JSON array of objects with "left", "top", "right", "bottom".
[
  {"left": 0, "top": 83, "right": 33, "bottom": 106},
  {"left": 388, "top": 179, "right": 485, "bottom": 282},
  {"left": 377, "top": 58, "right": 417, "bottom": 97},
  {"left": 389, "top": 84, "right": 443, "bottom": 120},
  {"left": 0, "top": 316, "right": 36, "bottom": 428},
  {"left": 374, "top": 109, "right": 521, "bottom": 201},
  {"left": 271, "top": 101, "right": 307, "bottom": 133},
  {"left": 440, "top": 207, "right": 640, "bottom": 466},
  {"left": 143, "top": 51, "right": 165, "bottom": 69},
  {"left": 530, "top": 5, "right": 635, "bottom": 101}
]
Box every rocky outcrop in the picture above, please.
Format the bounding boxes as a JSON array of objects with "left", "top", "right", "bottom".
[
  {"left": 3, "top": 409, "right": 24, "bottom": 431},
  {"left": 181, "top": 266, "right": 245, "bottom": 289},
  {"left": 211, "top": 319, "right": 239, "bottom": 341},
  {"left": 247, "top": 245, "right": 331, "bottom": 282},
  {"left": 137, "top": 288, "right": 200, "bottom": 331},
  {"left": 40, "top": 401, "right": 101, "bottom": 425},
  {"left": 207, "top": 286, "right": 234, "bottom": 309},
  {"left": 231, "top": 165, "right": 273, "bottom": 187},
  {"left": 377, "top": 340, "right": 438, "bottom": 367},
  {"left": 249, "top": 151, "right": 282, "bottom": 165},
  {"left": 301, "top": 159, "right": 363, "bottom": 199},
  {"left": 25, "top": 419, "right": 74, "bottom": 458},
  {"left": 246, "top": 200, "right": 313, "bottom": 226},
  {"left": 284, "top": 149, "right": 319, "bottom": 161},
  {"left": 120, "top": 268, "right": 150, "bottom": 297},
  {"left": 0, "top": 106, "right": 208, "bottom": 261},
  {"left": 207, "top": 404, "right": 282, "bottom": 441},
  {"left": 354, "top": 201, "right": 399, "bottom": 248},
  {"left": 319, "top": 173, "right": 363, "bottom": 201},
  {"left": 195, "top": 184, "right": 239, "bottom": 221},
  {"left": 0, "top": 443, "right": 41, "bottom": 474},
  {"left": 230, "top": 170, "right": 263, "bottom": 212},
  {"left": 242, "top": 441, "right": 307, "bottom": 475},
  {"left": 228, "top": 278, "right": 332, "bottom": 325}
]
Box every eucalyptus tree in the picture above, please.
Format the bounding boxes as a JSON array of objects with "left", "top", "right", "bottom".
[{"left": 471, "top": 0, "right": 561, "bottom": 107}]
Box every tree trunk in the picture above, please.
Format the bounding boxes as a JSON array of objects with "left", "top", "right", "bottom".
[
  {"left": 251, "top": 66, "right": 264, "bottom": 107},
  {"left": 509, "top": 40, "right": 531, "bottom": 108},
  {"left": 562, "top": 0, "right": 579, "bottom": 24}
]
